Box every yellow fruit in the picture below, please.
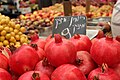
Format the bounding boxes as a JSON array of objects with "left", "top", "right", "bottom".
[
  {"left": 0, "top": 42, "right": 3, "bottom": 47},
  {"left": 20, "top": 37, "right": 26, "bottom": 43},
  {"left": 15, "top": 35, "right": 20, "bottom": 40},
  {"left": 15, "top": 24, "right": 20, "bottom": 29},
  {"left": 6, "top": 45, "right": 10, "bottom": 48},
  {"left": 22, "top": 43, "right": 28, "bottom": 45},
  {"left": 14, "top": 29, "right": 19, "bottom": 34},
  {"left": 9, "top": 27, "right": 14, "bottom": 32},
  {"left": 0, "top": 19, "right": 6, "bottom": 24},
  {"left": 1, "top": 30, "right": 6, "bottom": 36},
  {"left": 15, "top": 42, "right": 20, "bottom": 45},
  {"left": 20, "top": 27, "right": 26, "bottom": 33},
  {"left": 18, "top": 32, "right": 23, "bottom": 35},
  {"left": 8, "top": 21, "right": 15, "bottom": 28},
  {"left": 10, "top": 43, "right": 14, "bottom": 46},
  {"left": 15, "top": 44, "right": 21, "bottom": 48},
  {"left": 4, "top": 27, "right": 10, "bottom": 32},
  {"left": 3, "top": 40, "right": 9, "bottom": 46},
  {"left": 9, "top": 37, "right": 15, "bottom": 43},
  {"left": 5, "top": 16, "right": 10, "bottom": 21},
  {"left": 0, "top": 25, "right": 4, "bottom": 31},
  {"left": 10, "top": 32, "right": 15, "bottom": 37},
  {"left": 0, "top": 36, "right": 5, "bottom": 42},
  {"left": 5, "top": 34, "right": 11, "bottom": 40}
]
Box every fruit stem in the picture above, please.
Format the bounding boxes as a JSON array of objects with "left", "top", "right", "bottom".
[
  {"left": 31, "top": 44, "right": 38, "bottom": 50},
  {"left": 101, "top": 63, "right": 108, "bottom": 73},
  {"left": 74, "top": 34, "right": 81, "bottom": 39},
  {"left": 42, "top": 57, "right": 49, "bottom": 66},
  {"left": 32, "top": 72, "right": 40, "bottom": 80},
  {"left": 54, "top": 34, "right": 63, "bottom": 43},
  {"left": 93, "top": 75, "right": 99, "bottom": 80}
]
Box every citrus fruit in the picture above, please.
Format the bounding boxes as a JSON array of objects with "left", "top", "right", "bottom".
[
  {"left": 5, "top": 34, "right": 11, "bottom": 40},
  {"left": 0, "top": 36, "right": 5, "bottom": 42},
  {"left": 3, "top": 40, "right": 9, "bottom": 46},
  {"left": 1, "top": 30, "right": 6, "bottom": 36},
  {"left": 20, "top": 27, "right": 26, "bottom": 33}
]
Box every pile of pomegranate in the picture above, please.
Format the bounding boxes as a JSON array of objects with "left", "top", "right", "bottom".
[{"left": 0, "top": 33, "right": 120, "bottom": 80}]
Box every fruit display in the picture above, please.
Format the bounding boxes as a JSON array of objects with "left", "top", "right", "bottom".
[
  {"left": 0, "top": 14, "right": 29, "bottom": 48},
  {"left": 11, "top": 3, "right": 113, "bottom": 38},
  {"left": 0, "top": 32, "right": 120, "bottom": 80}
]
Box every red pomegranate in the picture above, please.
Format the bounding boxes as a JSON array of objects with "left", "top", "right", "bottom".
[
  {"left": 0, "top": 52, "right": 9, "bottom": 70},
  {"left": 30, "top": 33, "right": 46, "bottom": 49},
  {"left": 31, "top": 44, "right": 45, "bottom": 60},
  {"left": 18, "top": 71, "right": 50, "bottom": 80},
  {"left": 45, "top": 34, "right": 65, "bottom": 50},
  {"left": 45, "top": 34, "right": 77, "bottom": 67},
  {"left": 9, "top": 44, "right": 39, "bottom": 75},
  {"left": 46, "top": 34, "right": 54, "bottom": 42},
  {"left": 0, "top": 68, "right": 12, "bottom": 80},
  {"left": 51, "top": 64, "right": 87, "bottom": 80},
  {"left": 75, "top": 51, "right": 97, "bottom": 75},
  {"left": 112, "top": 63, "right": 120, "bottom": 77},
  {"left": 88, "top": 64, "right": 120, "bottom": 80},
  {"left": 35, "top": 58, "right": 55, "bottom": 77},
  {"left": 70, "top": 34, "right": 92, "bottom": 52},
  {"left": 90, "top": 36, "right": 120, "bottom": 67}
]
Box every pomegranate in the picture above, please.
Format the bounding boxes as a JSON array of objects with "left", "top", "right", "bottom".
[
  {"left": 51, "top": 64, "right": 87, "bottom": 80},
  {"left": 45, "top": 34, "right": 65, "bottom": 50},
  {"left": 46, "top": 34, "right": 55, "bottom": 42},
  {"left": 45, "top": 34, "right": 76, "bottom": 67},
  {"left": 88, "top": 64, "right": 120, "bottom": 80},
  {"left": 31, "top": 44, "right": 45, "bottom": 60},
  {"left": 18, "top": 71, "right": 50, "bottom": 80},
  {"left": 30, "top": 33, "right": 46, "bottom": 49},
  {"left": 35, "top": 58, "right": 55, "bottom": 77},
  {"left": 9, "top": 44, "right": 39, "bottom": 75},
  {"left": 112, "top": 64, "right": 120, "bottom": 77},
  {"left": 0, "top": 68, "right": 12, "bottom": 80},
  {"left": 90, "top": 36, "right": 120, "bottom": 67},
  {"left": 75, "top": 51, "right": 97, "bottom": 75},
  {"left": 70, "top": 34, "right": 92, "bottom": 52},
  {"left": 0, "top": 52, "right": 9, "bottom": 70}
]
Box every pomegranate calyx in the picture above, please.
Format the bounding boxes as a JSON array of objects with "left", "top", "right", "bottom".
[
  {"left": 74, "top": 34, "right": 81, "bottom": 39},
  {"left": 93, "top": 75, "right": 99, "bottom": 80},
  {"left": 31, "top": 44, "right": 38, "bottom": 50},
  {"left": 54, "top": 34, "right": 63, "bottom": 43},
  {"left": 32, "top": 72, "right": 40, "bottom": 80},
  {"left": 76, "top": 59, "right": 83, "bottom": 65},
  {"left": 42, "top": 57, "right": 49, "bottom": 66},
  {"left": 101, "top": 63, "right": 108, "bottom": 73}
]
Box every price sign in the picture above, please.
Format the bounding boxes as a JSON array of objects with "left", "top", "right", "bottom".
[{"left": 52, "top": 16, "right": 87, "bottom": 39}]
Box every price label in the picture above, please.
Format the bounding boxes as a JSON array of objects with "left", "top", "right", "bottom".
[{"left": 52, "top": 16, "right": 87, "bottom": 39}]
